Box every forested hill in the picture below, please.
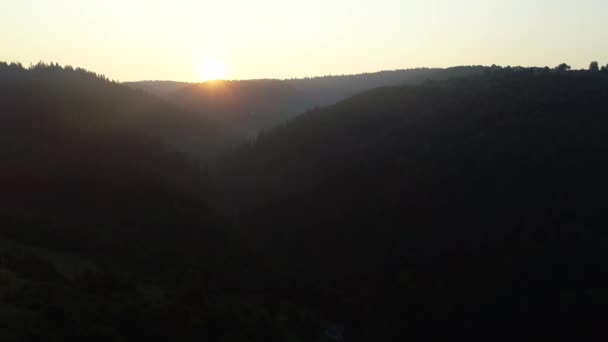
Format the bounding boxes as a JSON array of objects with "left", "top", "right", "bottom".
[
  {"left": 216, "top": 68, "right": 608, "bottom": 340},
  {"left": 0, "top": 63, "right": 325, "bottom": 341},
  {"left": 1, "top": 62, "right": 210, "bottom": 211},
  {"left": 0, "top": 61, "right": 236, "bottom": 266},
  {"left": 126, "top": 67, "right": 488, "bottom": 143},
  {"left": 0, "top": 62, "right": 358, "bottom": 341}
]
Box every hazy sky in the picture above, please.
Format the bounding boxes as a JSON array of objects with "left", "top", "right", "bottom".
[{"left": 2, "top": 0, "right": 607, "bottom": 81}]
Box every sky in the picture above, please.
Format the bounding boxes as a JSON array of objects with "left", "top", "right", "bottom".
[{"left": 1, "top": 0, "right": 607, "bottom": 82}]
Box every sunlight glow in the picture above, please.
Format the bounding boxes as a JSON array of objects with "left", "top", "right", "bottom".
[{"left": 198, "top": 57, "right": 226, "bottom": 82}]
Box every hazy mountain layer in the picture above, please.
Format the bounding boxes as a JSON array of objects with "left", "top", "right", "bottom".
[{"left": 127, "top": 67, "right": 488, "bottom": 150}]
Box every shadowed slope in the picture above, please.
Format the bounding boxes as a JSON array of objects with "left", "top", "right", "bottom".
[{"left": 217, "top": 70, "right": 608, "bottom": 340}]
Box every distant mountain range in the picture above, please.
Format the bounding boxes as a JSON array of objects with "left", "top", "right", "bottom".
[{"left": 125, "top": 67, "right": 488, "bottom": 153}]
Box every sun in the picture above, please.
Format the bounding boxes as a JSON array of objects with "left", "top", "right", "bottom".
[{"left": 198, "top": 57, "right": 226, "bottom": 82}]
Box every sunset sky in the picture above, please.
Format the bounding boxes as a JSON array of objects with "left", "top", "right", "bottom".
[{"left": 2, "top": 0, "right": 607, "bottom": 81}]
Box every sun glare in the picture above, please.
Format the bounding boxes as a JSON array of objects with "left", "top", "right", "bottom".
[{"left": 198, "top": 57, "right": 226, "bottom": 82}]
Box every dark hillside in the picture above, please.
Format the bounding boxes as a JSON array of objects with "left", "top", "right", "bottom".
[
  {"left": 0, "top": 63, "right": 325, "bottom": 341},
  {"left": 217, "top": 69, "right": 608, "bottom": 340}
]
